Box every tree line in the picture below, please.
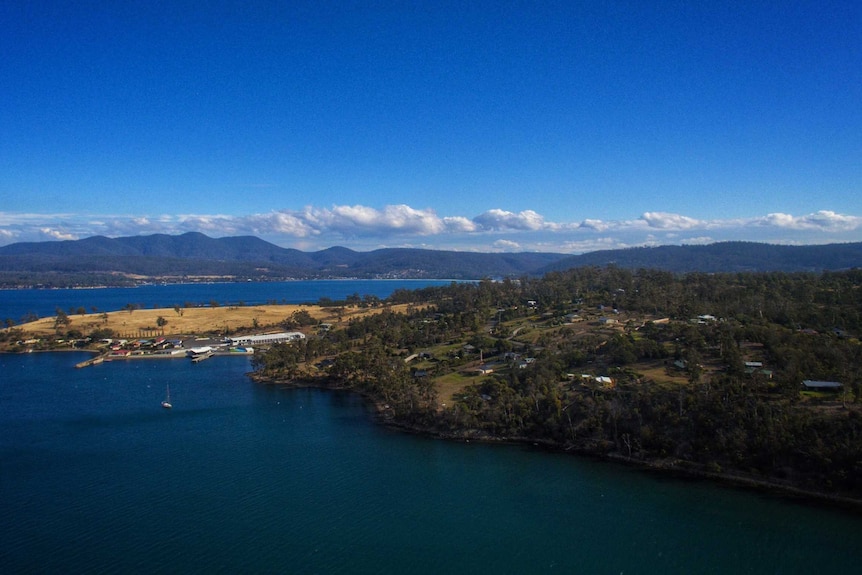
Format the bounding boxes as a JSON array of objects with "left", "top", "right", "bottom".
[{"left": 254, "top": 267, "right": 862, "bottom": 499}]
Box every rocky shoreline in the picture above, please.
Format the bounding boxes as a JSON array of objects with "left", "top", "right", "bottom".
[{"left": 249, "top": 371, "right": 862, "bottom": 516}]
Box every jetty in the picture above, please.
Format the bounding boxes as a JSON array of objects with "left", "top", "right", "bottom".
[
  {"left": 191, "top": 351, "right": 213, "bottom": 363},
  {"left": 75, "top": 354, "right": 106, "bottom": 368}
]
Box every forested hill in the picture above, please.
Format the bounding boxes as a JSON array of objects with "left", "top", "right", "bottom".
[
  {"left": 540, "top": 241, "right": 862, "bottom": 274},
  {"left": 1, "top": 233, "right": 861, "bottom": 287},
  {"left": 0, "top": 232, "right": 566, "bottom": 284}
]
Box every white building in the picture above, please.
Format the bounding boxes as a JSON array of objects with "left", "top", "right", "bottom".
[{"left": 227, "top": 332, "right": 306, "bottom": 346}]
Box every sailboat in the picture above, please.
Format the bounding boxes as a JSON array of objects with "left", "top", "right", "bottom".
[{"left": 161, "top": 385, "right": 172, "bottom": 409}]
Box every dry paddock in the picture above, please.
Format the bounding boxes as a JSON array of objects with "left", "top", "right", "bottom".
[{"left": 14, "top": 303, "right": 416, "bottom": 339}]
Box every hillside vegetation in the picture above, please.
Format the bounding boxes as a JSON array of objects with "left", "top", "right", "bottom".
[
  {"left": 2, "top": 233, "right": 861, "bottom": 287},
  {"left": 249, "top": 268, "right": 862, "bottom": 504},
  {"left": 4, "top": 266, "right": 862, "bottom": 505},
  {"left": 0, "top": 232, "right": 565, "bottom": 285}
]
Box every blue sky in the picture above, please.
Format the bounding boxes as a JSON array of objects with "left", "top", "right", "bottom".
[{"left": 2, "top": 1, "right": 860, "bottom": 253}]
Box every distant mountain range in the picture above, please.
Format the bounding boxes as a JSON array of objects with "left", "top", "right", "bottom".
[
  {"left": 0, "top": 232, "right": 565, "bottom": 283},
  {"left": 538, "top": 241, "right": 862, "bottom": 275},
  {"left": 1, "top": 232, "right": 861, "bottom": 286}
]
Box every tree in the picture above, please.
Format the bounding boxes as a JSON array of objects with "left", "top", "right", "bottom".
[
  {"left": 54, "top": 308, "right": 70, "bottom": 330},
  {"left": 156, "top": 316, "right": 168, "bottom": 328},
  {"left": 291, "top": 310, "right": 316, "bottom": 327}
]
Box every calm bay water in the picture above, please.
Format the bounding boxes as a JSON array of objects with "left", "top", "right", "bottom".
[
  {"left": 0, "top": 279, "right": 457, "bottom": 322},
  {"left": 2, "top": 353, "right": 861, "bottom": 574},
  {"left": 2, "top": 282, "right": 862, "bottom": 573}
]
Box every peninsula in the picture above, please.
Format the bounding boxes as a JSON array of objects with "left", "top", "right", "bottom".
[{"left": 4, "top": 268, "right": 862, "bottom": 510}]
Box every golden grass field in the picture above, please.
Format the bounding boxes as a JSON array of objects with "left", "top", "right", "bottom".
[{"left": 14, "top": 303, "right": 413, "bottom": 339}]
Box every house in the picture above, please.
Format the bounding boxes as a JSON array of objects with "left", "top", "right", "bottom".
[
  {"left": 744, "top": 361, "right": 772, "bottom": 377},
  {"left": 801, "top": 380, "right": 843, "bottom": 391},
  {"left": 473, "top": 363, "right": 497, "bottom": 375}
]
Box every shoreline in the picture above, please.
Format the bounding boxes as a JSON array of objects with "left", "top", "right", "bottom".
[
  {"left": 6, "top": 347, "right": 860, "bottom": 515},
  {"left": 251, "top": 371, "right": 862, "bottom": 516},
  {"left": 7, "top": 346, "right": 860, "bottom": 515}
]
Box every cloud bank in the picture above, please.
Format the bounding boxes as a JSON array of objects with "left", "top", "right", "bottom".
[{"left": 0, "top": 207, "right": 860, "bottom": 253}]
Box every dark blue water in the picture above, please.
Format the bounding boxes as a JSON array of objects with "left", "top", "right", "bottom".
[
  {"left": 2, "top": 352, "right": 861, "bottom": 574},
  {"left": 0, "top": 279, "right": 456, "bottom": 323}
]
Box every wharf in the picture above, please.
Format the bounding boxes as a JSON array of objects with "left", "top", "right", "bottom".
[
  {"left": 75, "top": 354, "right": 106, "bottom": 368},
  {"left": 191, "top": 352, "right": 213, "bottom": 363}
]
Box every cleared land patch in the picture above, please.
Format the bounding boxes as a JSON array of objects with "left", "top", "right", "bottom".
[{"left": 13, "top": 303, "right": 416, "bottom": 339}]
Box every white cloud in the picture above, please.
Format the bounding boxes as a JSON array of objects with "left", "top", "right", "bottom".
[
  {"left": 758, "top": 210, "right": 862, "bottom": 231},
  {"left": 493, "top": 239, "right": 521, "bottom": 251},
  {"left": 640, "top": 212, "right": 705, "bottom": 230},
  {"left": 578, "top": 219, "right": 610, "bottom": 232},
  {"left": 473, "top": 209, "right": 547, "bottom": 231},
  {"left": 39, "top": 228, "right": 77, "bottom": 241},
  {"left": 293, "top": 204, "right": 447, "bottom": 236},
  {"left": 247, "top": 211, "right": 319, "bottom": 237},
  {"left": 178, "top": 214, "right": 239, "bottom": 233},
  {"left": 1, "top": 206, "right": 861, "bottom": 253},
  {"left": 442, "top": 216, "right": 477, "bottom": 233},
  {"left": 558, "top": 237, "right": 632, "bottom": 253},
  {"left": 0, "top": 212, "right": 76, "bottom": 226}
]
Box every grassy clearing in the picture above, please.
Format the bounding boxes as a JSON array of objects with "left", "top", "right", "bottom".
[
  {"left": 631, "top": 359, "right": 690, "bottom": 386},
  {"left": 12, "top": 303, "right": 416, "bottom": 339},
  {"left": 435, "top": 371, "right": 484, "bottom": 406}
]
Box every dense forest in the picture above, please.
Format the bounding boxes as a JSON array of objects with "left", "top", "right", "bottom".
[
  {"left": 252, "top": 267, "right": 862, "bottom": 503},
  {"left": 2, "top": 233, "right": 862, "bottom": 287}
]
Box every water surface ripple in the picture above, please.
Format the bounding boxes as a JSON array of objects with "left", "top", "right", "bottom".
[{"left": 2, "top": 352, "right": 861, "bottom": 574}]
